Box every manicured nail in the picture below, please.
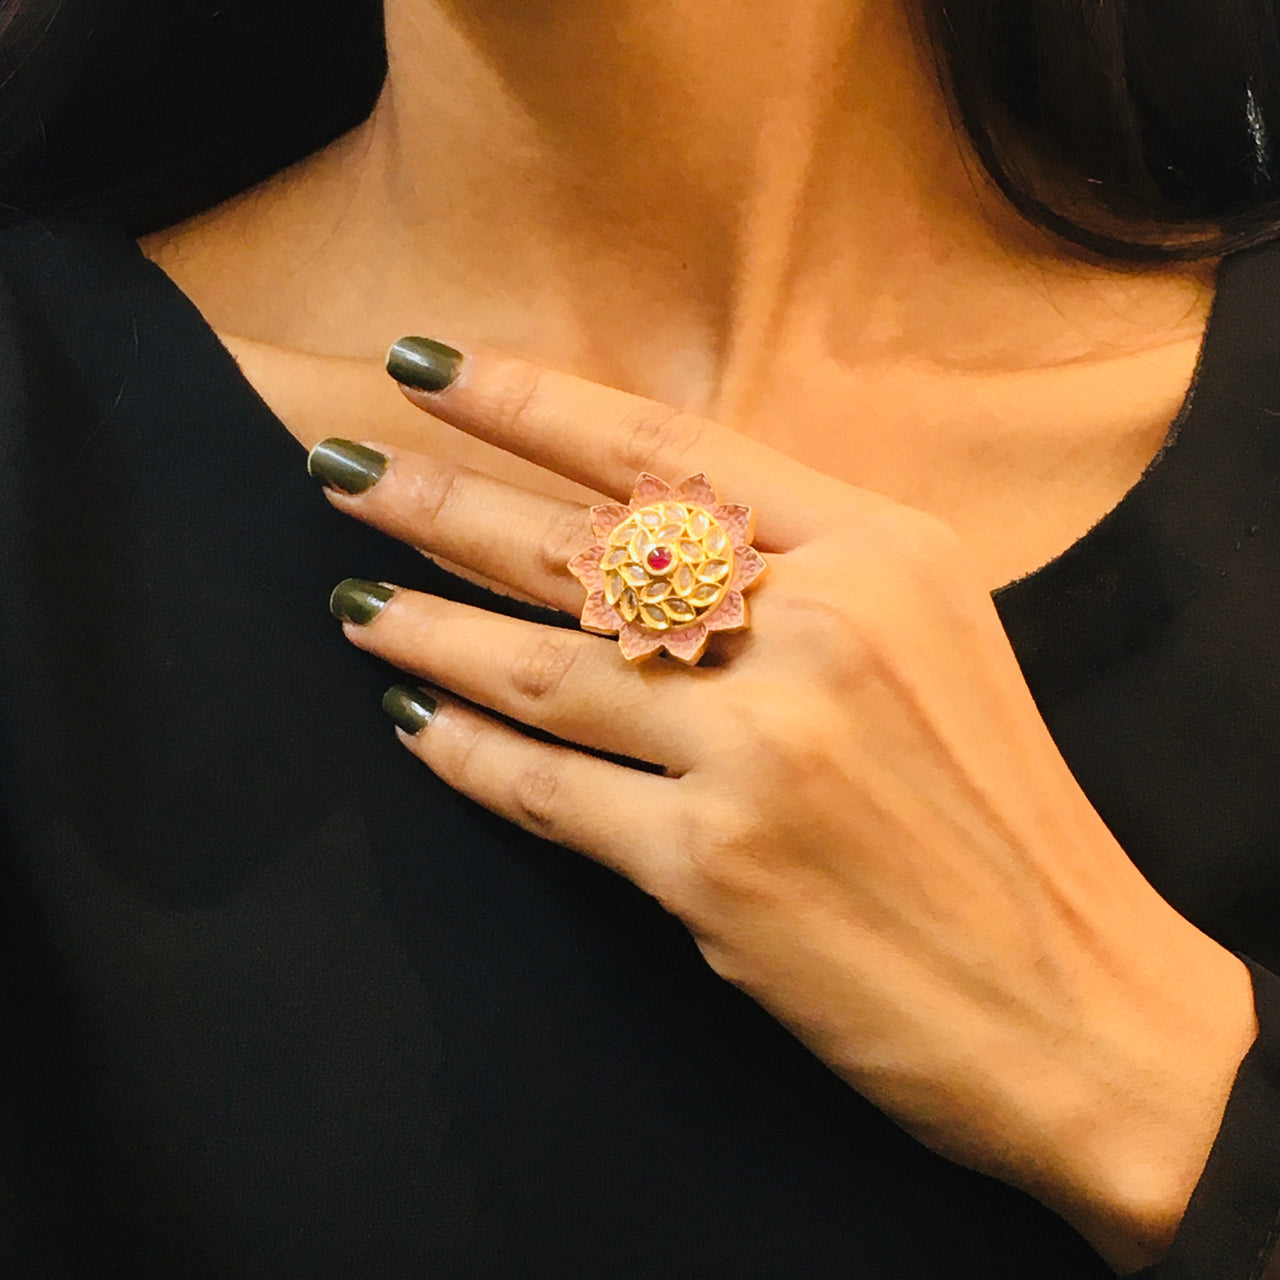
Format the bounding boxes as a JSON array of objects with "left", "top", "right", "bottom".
[
  {"left": 330, "top": 578, "right": 396, "bottom": 625},
  {"left": 383, "top": 684, "right": 438, "bottom": 735},
  {"left": 307, "top": 438, "right": 388, "bottom": 494},
  {"left": 386, "top": 336, "right": 463, "bottom": 392}
]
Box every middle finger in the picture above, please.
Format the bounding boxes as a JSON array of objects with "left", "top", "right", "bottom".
[{"left": 309, "top": 437, "right": 596, "bottom": 614}]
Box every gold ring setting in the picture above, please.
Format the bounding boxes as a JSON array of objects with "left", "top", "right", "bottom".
[{"left": 568, "top": 473, "right": 766, "bottom": 663}]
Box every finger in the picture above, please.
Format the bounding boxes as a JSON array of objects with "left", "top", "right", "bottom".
[
  {"left": 384, "top": 686, "right": 688, "bottom": 901},
  {"left": 385, "top": 338, "right": 846, "bottom": 549},
  {"left": 336, "top": 584, "right": 703, "bottom": 770},
  {"left": 309, "top": 438, "right": 594, "bottom": 613}
]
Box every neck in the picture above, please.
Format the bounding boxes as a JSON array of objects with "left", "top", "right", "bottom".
[{"left": 146, "top": 0, "right": 1212, "bottom": 419}]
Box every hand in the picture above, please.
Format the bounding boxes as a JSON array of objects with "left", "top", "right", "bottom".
[{"left": 312, "top": 339, "right": 1257, "bottom": 1272}]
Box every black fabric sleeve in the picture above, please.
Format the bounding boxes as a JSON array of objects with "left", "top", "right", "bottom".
[{"left": 1134, "top": 959, "right": 1280, "bottom": 1280}]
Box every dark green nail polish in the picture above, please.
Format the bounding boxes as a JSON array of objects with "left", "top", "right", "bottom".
[
  {"left": 383, "top": 684, "right": 438, "bottom": 735},
  {"left": 330, "top": 578, "right": 395, "bottom": 625},
  {"left": 386, "top": 336, "right": 463, "bottom": 392},
  {"left": 307, "top": 438, "right": 388, "bottom": 494}
]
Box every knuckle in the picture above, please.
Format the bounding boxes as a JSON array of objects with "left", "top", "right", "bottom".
[
  {"left": 510, "top": 632, "right": 581, "bottom": 703},
  {"left": 512, "top": 763, "right": 564, "bottom": 832},
  {"left": 437, "top": 714, "right": 486, "bottom": 790},
  {"left": 776, "top": 591, "right": 852, "bottom": 639},
  {"left": 403, "top": 465, "right": 464, "bottom": 534},
  {"left": 612, "top": 403, "right": 705, "bottom": 475},
  {"left": 770, "top": 590, "right": 867, "bottom": 673},
  {"left": 489, "top": 360, "right": 546, "bottom": 438},
  {"left": 719, "top": 696, "right": 849, "bottom": 794},
  {"left": 859, "top": 504, "right": 966, "bottom": 582},
  {"left": 680, "top": 796, "right": 757, "bottom": 890},
  {"left": 538, "top": 507, "right": 592, "bottom": 578}
]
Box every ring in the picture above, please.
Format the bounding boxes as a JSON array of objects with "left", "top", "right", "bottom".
[{"left": 567, "top": 473, "right": 767, "bottom": 663}]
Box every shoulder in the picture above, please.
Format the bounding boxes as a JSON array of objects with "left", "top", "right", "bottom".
[
  {"left": 1167, "top": 239, "right": 1280, "bottom": 432},
  {"left": 0, "top": 217, "right": 164, "bottom": 387},
  {"left": 0, "top": 217, "right": 201, "bottom": 456},
  {"left": 1211, "top": 238, "right": 1280, "bottom": 361},
  {"left": 0, "top": 216, "right": 147, "bottom": 301}
]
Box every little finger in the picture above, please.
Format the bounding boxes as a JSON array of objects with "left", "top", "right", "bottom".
[{"left": 383, "top": 686, "right": 689, "bottom": 900}]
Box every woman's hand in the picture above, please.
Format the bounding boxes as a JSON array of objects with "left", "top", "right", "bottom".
[{"left": 310, "top": 338, "right": 1257, "bottom": 1273}]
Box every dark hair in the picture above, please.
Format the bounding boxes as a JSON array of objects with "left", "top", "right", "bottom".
[
  {"left": 2, "top": 0, "right": 1278, "bottom": 261},
  {"left": 922, "top": 1, "right": 1280, "bottom": 260},
  {"left": 0, "top": 0, "right": 384, "bottom": 236}
]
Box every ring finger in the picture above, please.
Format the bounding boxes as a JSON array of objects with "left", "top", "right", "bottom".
[{"left": 333, "top": 584, "right": 705, "bottom": 770}]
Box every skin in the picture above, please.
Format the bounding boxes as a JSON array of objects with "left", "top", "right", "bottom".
[{"left": 141, "top": 0, "right": 1257, "bottom": 1270}]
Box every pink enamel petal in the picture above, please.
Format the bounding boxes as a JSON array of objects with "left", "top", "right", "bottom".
[
  {"left": 630, "top": 473, "right": 675, "bottom": 506},
  {"left": 567, "top": 545, "right": 606, "bottom": 591},
  {"left": 580, "top": 591, "right": 624, "bottom": 634},
  {"left": 618, "top": 621, "right": 667, "bottom": 661},
  {"left": 703, "top": 590, "right": 747, "bottom": 634},
  {"left": 675, "top": 473, "right": 717, "bottom": 507},
  {"left": 590, "top": 503, "right": 631, "bottom": 539},
  {"left": 661, "top": 623, "right": 710, "bottom": 664},
  {"left": 713, "top": 503, "right": 754, "bottom": 544},
  {"left": 730, "top": 545, "right": 766, "bottom": 591}
]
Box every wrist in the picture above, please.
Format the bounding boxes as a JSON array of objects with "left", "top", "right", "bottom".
[{"left": 1021, "top": 903, "right": 1257, "bottom": 1272}]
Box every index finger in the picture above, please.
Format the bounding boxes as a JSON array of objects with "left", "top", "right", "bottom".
[{"left": 385, "top": 337, "right": 844, "bottom": 550}]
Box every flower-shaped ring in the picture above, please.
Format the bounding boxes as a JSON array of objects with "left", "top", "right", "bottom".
[{"left": 567, "top": 473, "right": 767, "bottom": 663}]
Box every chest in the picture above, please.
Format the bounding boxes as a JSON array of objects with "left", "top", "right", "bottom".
[
  {"left": 224, "top": 329, "right": 1201, "bottom": 596},
  {"left": 732, "top": 336, "right": 1203, "bottom": 592}
]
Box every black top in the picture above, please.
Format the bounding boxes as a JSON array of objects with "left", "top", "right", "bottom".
[{"left": 1, "top": 219, "right": 1279, "bottom": 1280}]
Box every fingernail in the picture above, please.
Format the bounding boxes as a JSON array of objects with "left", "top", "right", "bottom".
[
  {"left": 382, "top": 684, "right": 438, "bottom": 735},
  {"left": 386, "top": 336, "right": 463, "bottom": 392},
  {"left": 330, "top": 578, "right": 396, "bottom": 625},
  {"left": 307, "top": 438, "right": 388, "bottom": 494}
]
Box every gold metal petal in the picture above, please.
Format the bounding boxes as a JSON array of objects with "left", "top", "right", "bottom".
[
  {"left": 602, "top": 546, "right": 630, "bottom": 569},
  {"left": 663, "top": 597, "right": 696, "bottom": 624},
  {"left": 639, "top": 603, "right": 669, "bottom": 630},
  {"left": 671, "top": 564, "right": 696, "bottom": 596},
  {"left": 619, "top": 588, "right": 639, "bottom": 621},
  {"left": 686, "top": 509, "right": 711, "bottom": 538},
  {"left": 640, "top": 580, "right": 670, "bottom": 603},
  {"left": 661, "top": 503, "right": 688, "bottom": 523},
  {"left": 689, "top": 582, "right": 722, "bottom": 607},
  {"left": 620, "top": 563, "right": 648, "bottom": 587},
  {"left": 604, "top": 573, "right": 625, "bottom": 605},
  {"left": 704, "top": 526, "right": 729, "bottom": 557},
  {"left": 657, "top": 523, "right": 684, "bottom": 543},
  {"left": 679, "top": 540, "right": 703, "bottom": 562},
  {"left": 698, "top": 559, "right": 731, "bottom": 583},
  {"left": 639, "top": 508, "right": 663, "bottom": 530}
]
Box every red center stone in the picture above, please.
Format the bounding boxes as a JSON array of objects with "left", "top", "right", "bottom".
[{"left": 646, "top": 545, "right": 674, "bottom": 572}]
